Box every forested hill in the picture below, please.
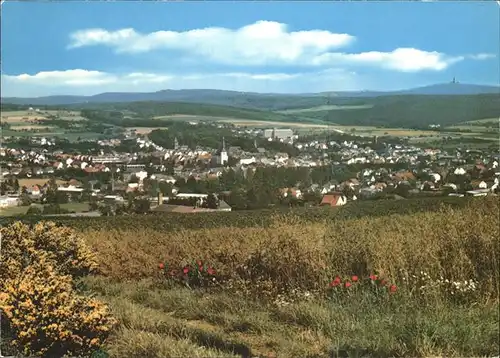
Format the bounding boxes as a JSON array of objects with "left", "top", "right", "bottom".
[
  {"left": 2, "top": 82, "right": 499, "bottom": 109},
  {"left": 3, "top": 93, "right": 499, "bottom": 129}
]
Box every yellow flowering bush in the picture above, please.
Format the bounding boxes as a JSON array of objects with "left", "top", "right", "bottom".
[
  {"left": 0, "top": 221, "right": 115, "bottom": 357},
  {"left": 0, "top": 258, "right": 117, "bottom": 357},
  {"left": 0, "top": 221, "right": 98, "bottom": 286}
]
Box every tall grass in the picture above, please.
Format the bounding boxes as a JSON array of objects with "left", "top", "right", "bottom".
[
  {"left": 72, "top": 197, "right": 500, "bottom": 357},
  {"left": 84, "top": 197, "right": 499, "bottom": 299}
]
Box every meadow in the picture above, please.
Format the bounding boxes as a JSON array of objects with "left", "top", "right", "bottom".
[
  {"left": 84, "top": 197, "right": 499, "bottom": 357},
  {"left": 2, "top": 197, "right": 498, "bottom": 357},
  {"left": 1, "top": 110, "right": 104, "bottom": 141}
]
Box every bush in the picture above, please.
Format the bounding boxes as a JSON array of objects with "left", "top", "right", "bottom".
[
  {"left": 0, "top": 221, "right": 114, "bottom": 357},
  {"left": 0, "top": 259, "right": 117, "bottom": 358},
  {"left": 0, "top": 221, "right": 98, "bottom": 285}
]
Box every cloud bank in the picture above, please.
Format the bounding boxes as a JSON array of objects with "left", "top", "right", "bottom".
[
  {"left": 67, "top": 21, "right": 492, "bottom": 72},
  {"left": 2, "top": 21, "right": 495, "bottom": 96}
]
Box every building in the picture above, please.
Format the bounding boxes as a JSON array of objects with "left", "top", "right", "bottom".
[
  {"left": 320, "top": 193, "right": 347, "bottom": 207},
  {"left": 216, "top": 137, "right": 228, "bottom": 166},
  {"left": 263, "top": 128, "right": 294, "bottom": 141}
]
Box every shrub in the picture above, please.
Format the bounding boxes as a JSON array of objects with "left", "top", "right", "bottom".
[
  {"left": 0, "top": 259, "right": 117, "bottom": 358},
  {"left": 0, "top": 221, "right": 98, "bottom": 286}
]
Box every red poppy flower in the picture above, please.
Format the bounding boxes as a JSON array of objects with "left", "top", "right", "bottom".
[
  {"left": 344, "top": 281, "right": 352, "bottom": 288},
  {"left": 207, "top": 267, "right": 216, "bottom": 275},
  {"left": 196, "top": 260, "right": 203, "bottom": 267},
  {"left": 158, "top": 263, "right": 165, "bottom": 270},
  {"left": 389, "top": 284, "right": 397, "bottom": 293},
  {"left": 198, "top": 265, "right": 204, "bottom": 272},
  {"left": 329, "top": 280, "right": 340, "bottom": 287},
  {"left": 369, "top": 274, "right": 377, "bottom": 281},
  {"left": 352, "top": 275, "right": 358, "bottom": 282},
  {"left": 183, "top": 266, "right": 190, "bottom": 274}
]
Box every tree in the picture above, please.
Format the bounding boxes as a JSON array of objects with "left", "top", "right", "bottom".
[
  {"left": 13, "top": 178, "right": 20, "bottom": 193},
  {"left": 19, "top": 192, "right": 32, "bottom": 206},
  {"left": 204, "top": 194, "right": 219, "bottom": 209},
  {"left": 133, "top": 199, "right": 151, "bottom": 214},
  {"left": 25, "top": 206, "right": 42, "bottom": 216}
]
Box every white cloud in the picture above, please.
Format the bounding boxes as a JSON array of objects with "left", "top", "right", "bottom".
[
  {"left": 12, "top": 69, "right": 118, "bottom": 86},
  {"left": 313, "top": 48, "right": 465, "bottom": 72},
  {"left": 1, "top": 68, "right": 359, "bottom": 97},
  {"left": 67, "top": 21, "right": 489, "bottom": 72},
  {"left": 69, "top": 21, "right": 355, "bottom": 66},
  {"left": 467, "top": 53, "right": 496, "bottom": 60}
]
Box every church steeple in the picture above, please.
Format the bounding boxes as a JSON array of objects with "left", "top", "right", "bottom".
[{"left": 219, "top": 137, "right": 228, "bottom": 166}]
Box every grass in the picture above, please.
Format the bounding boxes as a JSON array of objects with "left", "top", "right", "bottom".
[
  {"left": 463, "top": 117, "right": 499, "bottom": 124},
  {"left": 151, "top": 115, "right": 329, "bottom": 128},
  {"left": 0, "top": 202, "right": 90, "bottom": 217},
  {"left": 275, "top": 104, "right": 373, "bottom": 114},
  {"left": 1, "top": 129, "right": 64, "bottom": 137},
  {"left": 83, "top": 276, "right": 499, "bottom": 358},
  {"left": 18, "top": 178, "right": 69, "bottom": 187},
  {"left": 69, "top": 197, "right": 500, "bottom": 357},
  {"left": 331, "top": 126, "right": 439, "bottom": 137}
]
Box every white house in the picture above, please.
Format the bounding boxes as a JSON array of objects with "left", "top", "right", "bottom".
[
  {"left": 454, "top": 167, "right": 466, "bottom": 175},
  {"left": 478, "top": 181, "right": 488, "bottom": 189},
  {"left": 0, "top": 195, "right": 19, "bottom": 208}
]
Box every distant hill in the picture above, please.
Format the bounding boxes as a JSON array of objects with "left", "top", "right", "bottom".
[{"left": 2, "top": 83, "right": 498, "bottom": 109}]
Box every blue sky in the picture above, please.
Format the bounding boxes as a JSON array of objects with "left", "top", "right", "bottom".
[{"left": 1, "top": 1, "right": 499, "bottom": 97}]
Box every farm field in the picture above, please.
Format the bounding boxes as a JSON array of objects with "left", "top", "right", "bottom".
[
  {"left": 17, "top": 178, "right": 74, "bottom": 188},
  {"left": 1, "top": 110, "right": 83, "bottom": 122},
  {"left": 275, "top": 104, "right": 373, "bottom": 114},
  {"left": 0, "top": 202, "right": 90, "bottom": 217},
  {"left": 463, "top": 117, "right": 499, "bottom": 124},
  {"left": 330, "top": 126, "right": 439, "bottom": 137},
  {"left": 126, "top": 127, "right": 167, "bottom": 135},
  {"left": 152, "top": 115, "right": 330, "bottom": 128},
  {"left": 1, "top": 109, "right": 104, "bottom": 141}
]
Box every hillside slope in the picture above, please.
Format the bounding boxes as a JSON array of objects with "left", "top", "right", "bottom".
[{"left": 3, "top": 83, "right": 499, "bottom": 109}]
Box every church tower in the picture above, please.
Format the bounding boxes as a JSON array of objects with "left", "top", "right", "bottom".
[
  {"left": 174, "top": 137, "right": 179, "bottom": 150},
  {"left": 220, "top": 137, "right": 228, "bottom": 166}
]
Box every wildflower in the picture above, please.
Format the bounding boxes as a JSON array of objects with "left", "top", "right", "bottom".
[
  {"left": 183, "top": 266, "right": 190, "bottom": 275},
  {"left": 369, "top": 274, "right": 377, "bottom": 281},
  {"left": 351, "top": 275, "right": 358, "bottom": 282},
  {"left": 207, "top": 267, "right": 216, "bottom": 275},
  {"left": 329, "top": 280, "right": 340, "bottom": 287},
  {"left": 389, "top": 284, "right": 397, "bottom": 293},
  {"left": 158, "top": 263, "right": 165, "bottom": 270},
  {"left": 329, "top": 276, "right": 341, "bottom": 287},
  {"left": 344, "top": 281, "right": 352, "bottom": 288},
  {"left": 198, "top": 265, "right": 204, "bottom": 272},
  {"left": 196, "top": 260, "right": 203, "bottom": 267}
]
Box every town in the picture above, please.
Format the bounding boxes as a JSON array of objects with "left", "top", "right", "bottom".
[{"left": 1, "top": 117, "right": 499, "bottom": 217}]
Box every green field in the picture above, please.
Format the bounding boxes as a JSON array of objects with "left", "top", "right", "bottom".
[
  {"left": 275, "top": 104, "right": 373, "bottom": 114},
  {"left": 0, "top": 202, "right": 90, "bottom": 217}
]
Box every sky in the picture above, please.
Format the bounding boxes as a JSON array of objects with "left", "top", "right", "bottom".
[{"left": 1, "top": 1, "right": 499, "bottom": 97}]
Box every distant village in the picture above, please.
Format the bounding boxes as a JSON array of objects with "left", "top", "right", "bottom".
[{"left": 1, "top": 121, "right": 499, "bottom": 216}]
